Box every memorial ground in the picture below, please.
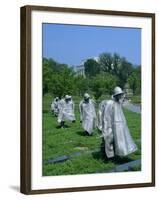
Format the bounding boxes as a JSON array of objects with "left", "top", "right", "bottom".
[{"left": 42, "top": 94, "right": 141, "bottom": 176}]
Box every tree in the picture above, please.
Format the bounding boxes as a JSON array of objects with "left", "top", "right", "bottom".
[
  {"left": 99, "top": 53, "right": 113, "bottom": 73},
  {"left": 111, "top": 53, "right": 122, "bottom": 75},
  {"left": 43, "top": 58, "right": 54, "bottom": 95},
  {"left": 51, "top": 67, "right": 75, "bottom": 97},
  {"left": 127, "top": 66, "right": 141, "bottom": 94},
  {"left": 74, "top": 76, "right": 90, "bottom": 96},
  {"left": 118, "top": 58, "right": 134, "bottom": 88},
  {"left": 84, "top": 59, "right": 100, "bottom": 77},
  {"left": 43, "top": 55, "right": 140, "bottom": 98},
  {"left": 90, "top": 72, "right": 118, "bottom": 100},
  {"left": 99, "top": 53, "right": 134, "bottom": 88},
  {"left": 43, "top": 58, "right": 75, "bottom": 97}
]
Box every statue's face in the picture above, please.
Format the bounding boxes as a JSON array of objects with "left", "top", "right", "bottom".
[
  {"left": 65, "top": 98, "right": 71, "bottom": 102},
  {"left": 115, "top": 94, "right": 123, "bottom": 102},
  {"left": 84, "top": 97, "right": 89, "bottom": 102}
]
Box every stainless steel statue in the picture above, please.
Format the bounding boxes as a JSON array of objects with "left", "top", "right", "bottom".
[
  {"left": 58, "top": 95, "right": 76, "bottom": 128},
  {"left": 101, "top": 87, "right": 137, "bottom": 158},
  {"left": 79, "top": 93, "right": 97, "bottom": 135}
]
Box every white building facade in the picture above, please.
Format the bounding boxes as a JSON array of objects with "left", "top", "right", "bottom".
[{"left": 74, "top": 57, "right": 99, "bottom": 77}]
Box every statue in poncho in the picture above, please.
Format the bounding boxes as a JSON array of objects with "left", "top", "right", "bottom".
[
  {"left": 58, "top": 95, "right": 76, "bottom": 128},
  {"left": 101, "top": 87, "right": 137, "bottom": 158},
  {"left": 79, "top": 93, "right": 97, "bottom": 135},
  {"left": 98, "top": 100, "right": 107, "bottom": 131},
  {"left": 51, "top": 97, "right": 60, "bottom": 116}
]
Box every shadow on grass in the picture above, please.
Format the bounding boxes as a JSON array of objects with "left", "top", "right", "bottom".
[
  {"left": 92, "top": 138, "right": 134, "bottom": 165},
  {"left": 112, "top": 156, "right": 134, "bottom": 164},
  {"left": 76, "top": 130, "right": 98, "bottom": 137},
  {"left": 92, "top": 150, "right": 134, "bottom": 165},
  {"left": 55, "top": 124, "right": 71, "bottom": 129},
  {"left": 55, "top": 125, "right": 62, "bottom": 129},
  {"left": 76, "top": 131, "right": 86, "bottom": 136}
]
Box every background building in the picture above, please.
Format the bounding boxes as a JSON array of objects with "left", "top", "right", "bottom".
[{"left": 73, "top": 57, "right": 99, "bottom": 77}]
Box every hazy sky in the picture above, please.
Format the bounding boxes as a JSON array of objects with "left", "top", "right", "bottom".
[{"left": 42, "top": 23, "right": 141, "bottom": 66}]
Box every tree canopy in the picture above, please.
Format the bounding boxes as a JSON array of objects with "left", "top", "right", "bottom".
[
  {"left": 43, "top": 52, "right": 141, "bottom": 99},
  {"left": 84, "top": 59, "right": 100, "bottom": 77}
]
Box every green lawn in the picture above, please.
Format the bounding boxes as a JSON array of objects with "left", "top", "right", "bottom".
[{"left": 42, "top": 94, "right": 141, "bottom": 176}]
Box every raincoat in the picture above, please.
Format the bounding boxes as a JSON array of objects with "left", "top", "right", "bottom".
[
  {"left": 79, "top": 99, "right": 97, "bottom": 135},
  {"left": 51, "top": 98, "right": 60, "bottom": 115},
  {"left": 101, "top": 99, "right": 137, "bottom": 158},
  {"left": 98, "top": 100, "right": 107, "bottom": 131},
  {"left": 58, "top": 99, "right": 75, "bottom": 123}
]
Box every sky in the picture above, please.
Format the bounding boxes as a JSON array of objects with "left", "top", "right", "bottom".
[{"left": 42, "top": 23, "right": 141, "bottom": 66}]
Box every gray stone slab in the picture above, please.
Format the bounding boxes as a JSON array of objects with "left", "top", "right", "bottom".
[
  {"left": 44, "top": 148, "right": 101, "bottom": 165},
  {"left": 71, "top": 152, "right": 82, "bottom": 157},
  {"left": 44, "top": 155, "right": 70, "bottom": 165},
  {"left": 44, "top": 147, "right": 141, "bottom": 174},
  {"left": 108, "top": 159, "right": 141, "bottom": 172},
  {"left": 95, "top": 159, "right": 141, "bottom": 173}
]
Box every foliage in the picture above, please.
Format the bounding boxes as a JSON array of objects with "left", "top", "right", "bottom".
[
  {"left": 127, "top": 66, "right": 141, "bottom": 94},
  {"left": 43, "top": 52, "right": 141, "bottom": 99},
  {"left": 90, "top": 72, "right": 118, "bottom": 100},
  {"left": 98, "top": 53, "right": 134, "bottom": 88},
  {"left": 99, "top": 53, "right": 113, "bottom": 73},
  {"left": 43, "top": 58, "right": 75, "bottom": 97},
  {"left": 84, "top": 59, "right": 100, "bottom": 77},
  {"left": 51, "top": 67, "right": 75, "bottom": 97},
  {"left": 74, "top": 75, "right": 90, "bottom": 96}
]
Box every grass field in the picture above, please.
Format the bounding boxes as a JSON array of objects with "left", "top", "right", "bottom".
[{"left": 42, "top": 94, "right": 141, "bottom": 176}]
